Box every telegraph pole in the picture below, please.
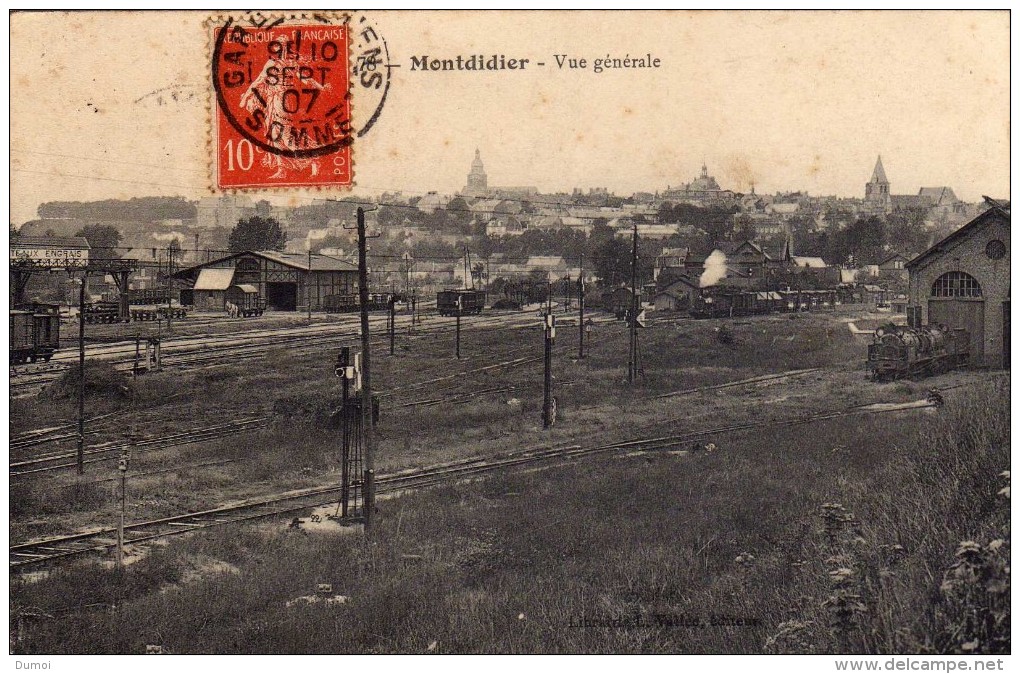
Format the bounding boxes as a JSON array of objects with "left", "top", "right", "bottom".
[
  {"left": 355, "top": 207, "right": 376, "bottom": 531},
  {"left": 578, "top": 254, "right": 586, "bottom": 359},
  {"left": 389, "top": 295, "right": 396, "bottom": 356},
  {"left": 307, "top": 248, "right": 313, "bottom": 322},
  {"left": 166, "top": 246, "right": 173, "bottom": 331},
  {"left": 77, "top": 271, "right": 87, "bottom": 475},
  {"left": 628, "top": 221, "right": 639, "bottom": 384},
  {"left": 336, "top": 347, "right": 352, "bottom": 518},
  {"left": 455, "top": 294, "right": 462, "bottom": 360},
  {"left": 543, "top": 314, "right": 556, "bottom": 428},
  {"left": 117, "top": 445, "right": 130, "bottom": 568}
]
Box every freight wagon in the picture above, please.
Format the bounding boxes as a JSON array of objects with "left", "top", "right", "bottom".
[
  {"left": 10, "top": 304, "right": 60, "bottom": 364},
  {"left": 437, "top": 289, "right": 486, "bottom": 316},
  {"left": 324, "top": 293, "right": 394, "bottom": 313}
]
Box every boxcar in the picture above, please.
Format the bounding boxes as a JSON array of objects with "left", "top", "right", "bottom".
[
  {"left": 324, "top": 293, "right": 393, "bottom": 313},
  {"left": 437, "top": 289, "right": 486, "bottom": 316},
  {"left": 10, "top": 304, "right": 60, "bottom": 364}
]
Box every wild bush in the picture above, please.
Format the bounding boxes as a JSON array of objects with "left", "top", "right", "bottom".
[{"left": 45, "top": 360, "right": 129, "bottom": 400}]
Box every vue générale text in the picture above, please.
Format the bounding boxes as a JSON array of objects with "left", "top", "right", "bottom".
[{"left": 409, "top": 54, "right": 662, "bottom": 73}]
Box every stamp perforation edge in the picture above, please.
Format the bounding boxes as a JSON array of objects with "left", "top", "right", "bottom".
[{"left": 204, "top": 11, "right": 356, "bottom": 195}]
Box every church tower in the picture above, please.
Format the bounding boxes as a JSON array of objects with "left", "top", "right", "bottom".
[
  {"left": 464, "top": 149, "right": 488, "bottom": 196},
  {"left": 864, "top": 155, "right": 890, "bottom": 212}
]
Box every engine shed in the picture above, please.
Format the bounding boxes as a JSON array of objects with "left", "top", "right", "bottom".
[
  {"left": 173, "top": 250, "right": 359, "bottom": 312},
  {"left": 906, "top": 201, "right": 1010, "bottom": 369}
]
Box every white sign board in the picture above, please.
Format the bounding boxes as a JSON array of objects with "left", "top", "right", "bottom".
[{"left": 10, "top": 246, "right": 89, "bottom": 267}]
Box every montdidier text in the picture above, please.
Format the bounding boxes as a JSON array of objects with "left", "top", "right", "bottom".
[{"left": 410, "top": 55, "right": 530, "bottom": 71}]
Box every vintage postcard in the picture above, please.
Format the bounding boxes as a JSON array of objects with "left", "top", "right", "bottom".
[{"left": 8, "top": 9, "right": 1010, "bottom": 665}]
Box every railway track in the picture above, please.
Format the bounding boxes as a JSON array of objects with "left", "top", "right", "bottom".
[
  {"left": 9, "top": 310, "right": 567, "bottom": 397},
  {"left": 9, "top": 328, "right": 564, "bottom": 477},
  {"left": 10, "top": 417, "right": 268, "bottom": 478},
  {"left": 10, "top": 397, "right": 940, "bottom": 569}
]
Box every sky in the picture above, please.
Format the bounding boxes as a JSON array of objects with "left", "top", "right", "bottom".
[{"left": 8, "top": 10, "right": 1011, "bottom": 224}]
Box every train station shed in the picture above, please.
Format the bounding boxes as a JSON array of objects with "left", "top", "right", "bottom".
[
  {"left": 906, "top": 201, "right": 1010, "bottom": 368},
  {"left": 173, "top": 250, "right": 359, "bottom": 312}
]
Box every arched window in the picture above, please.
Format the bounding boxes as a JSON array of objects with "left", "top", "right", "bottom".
[
  {"left": 931, "top": 271, "right": 982, "bottom": 298},
  {"left": 236, "top": 257, "right": 260, "bottom": 272}
]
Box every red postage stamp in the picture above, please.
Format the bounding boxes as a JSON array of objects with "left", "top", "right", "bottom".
[{"left": 211, "top": 19, "right": 353, "bottom": 190}]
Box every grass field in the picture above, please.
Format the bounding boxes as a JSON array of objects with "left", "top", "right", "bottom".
[{"left": 9, "top": 307, "right": 1009, "bottom": 653}]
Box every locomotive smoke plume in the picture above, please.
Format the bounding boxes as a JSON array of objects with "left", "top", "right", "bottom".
[{"left": 700, "top": 250, "right": 728, "bottom": 288}]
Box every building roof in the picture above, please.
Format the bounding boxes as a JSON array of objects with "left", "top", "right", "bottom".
[
  {"left": 793, "top": 256, "right": 827, "bottom": 268},
  {"left": 918, "top": 187, "right": 959, "bottom": 204},
  {"left": 907, "top": 202, "right": 1010, "bottom": 270},
  {"left": 11, "top": 236, "right": 91, "bottom": 249},
  {"left": 256, "top": 250, "right": 358, "bottom": 272},
  {"left": 891, "top": 194, "right": 930, "bottom": 209},
  {"left": 656, "top": 276, "right": 699, "bottom": 297},
  {"left": 877, "top": 252, "right": 908, "bottom": 266},
  {"left": 716, "top": 240, "right": 771, "bottom": 260},
  {"left": 174, "top": 250, "right": 358, "bottom": 278},
  {"left": 194, "top": 268, "right": 235, "bottom": 290}
]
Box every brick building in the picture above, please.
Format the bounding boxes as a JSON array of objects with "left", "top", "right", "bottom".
[{"left": 906, "top": 202, "right": 1010, "bottom": 368}]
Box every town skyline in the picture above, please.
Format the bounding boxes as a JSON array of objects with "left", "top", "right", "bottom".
[
  {"left": 12, "top": 149, "right": 1002, "bottom": 226},
  {"left": 10, "top": 11, "right": 1009, "bottom": 224}
]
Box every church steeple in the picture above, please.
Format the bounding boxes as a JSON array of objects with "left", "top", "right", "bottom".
[
  {"left": 870, "top": 155, "right": 888, "bottom": 184},
  {"left": 464, "top": 148, "right": 488, "bottom": 196},
  {"left": 865, "top": 155, "right": 890, "bottom": 211}
]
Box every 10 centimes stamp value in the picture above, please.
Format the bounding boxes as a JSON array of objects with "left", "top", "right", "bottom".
[{"left": 211, "top": 15, "right": 354, "bottom": 190}]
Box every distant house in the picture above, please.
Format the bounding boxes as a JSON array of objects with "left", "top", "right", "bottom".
[
  {"left": 876, "top": 252, "right": 910, "bottom": 282},
  {"left": 792, "top": 256, "right": 827, "bottom": 269},
  {"left": 654, "top": 246, "right": 690, "bottom": 281},
  {"left": 654, "top": 275, "right": 699, "bottom": 312},
  {"left": 613, "top": 223, "right": 679, "bottom": 239},
  {"left": 525, "top": 255, "right": 570, "bottom": 283},
  {"left": 416, "top": 192, "right": 452, "bottom": 213},
  {"left": 484, "top": 216, "right": 527, "bottom": 237},
  {"left": 527, "top": 215, "right": 563, "bottom": 231},
  {"left": 766, "top": 202, "right": 799, "bottom": 215},
  {"left": 710, "top": 240, "right": 788, "bottom": 281}
]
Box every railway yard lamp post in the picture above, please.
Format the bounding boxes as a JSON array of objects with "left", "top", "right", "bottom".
[
  {"left": 628, "top": 220, "right": 639, "bottom": 384},
  {"left": 73, "top": 269, "right": 88, "bottom": 475},
  {"left": 578, "top": 254, "right": 586, "bottom": 359},
  {"left": 117, "top": 446, "right": 130, "bottom": 568}
]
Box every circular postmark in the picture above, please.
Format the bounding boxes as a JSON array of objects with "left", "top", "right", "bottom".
[
  {"left": 209, "top": 12, "right": 392, "bottom": 188},
  {"left": 348, "top": 12, "right": 393, "bottom": 138}
]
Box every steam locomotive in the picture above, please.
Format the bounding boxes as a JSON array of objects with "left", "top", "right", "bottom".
[{"left": 866, "top": 323, "right": 970, "bottom": 381}]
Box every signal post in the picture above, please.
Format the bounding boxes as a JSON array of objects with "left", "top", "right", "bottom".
[{"left": 543, "top": 314, "right": 556, "bottom": 429}]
